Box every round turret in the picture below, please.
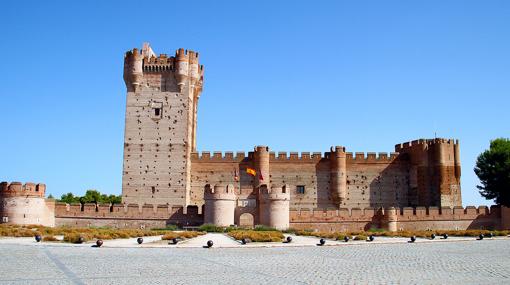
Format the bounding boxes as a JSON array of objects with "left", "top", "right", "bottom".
[
  {"left": 253, "top": 146, "right": 270, "bottom": 188},
  {"left": 174, "top": 48, "right": 189, "bottom": 91},
  {"left": 123, "top": 48, "right": 143, "bottom": 91},
  {"left": 330, "top": 146, "right": 347, "bottom": 207},
  {"left": 0, "top": 182, "right": 54, "bottom": 226},
  {"left": 204, "top": 184, "right": 236, "bottom": 227},
  {"left": 259, "top": 184, "right": 290, "bottom": 230},
  {"left": 384, "top": 207, "right": 398, "bottom": 232}
]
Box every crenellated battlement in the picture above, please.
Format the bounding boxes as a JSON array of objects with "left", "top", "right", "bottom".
[
  {"left": 54, "top": 202, "right": 202, "bottom": 220},
  {"left": 290, "top": 205, "right": 498, "bottom": 221},
  {"left": 123, "top": 43, "right": 204, "bottom": 92},
  {"left": 0, "top": 181, "right": 46, "bottom": 198},
  {"left": 204, "top": 184, "right": 236, "bottom": 200},
  {"left": 344, "top": 152, "right": 400, "bottom": 162},
  {"left": 191, "top": 151, "right": 247, "bottom": 162},
  {"left": 259, "top": 184, "right": 291, "bottom": 200},
  {"left": 395, "top": 138, "right": 459, "bottom": 152},
  {"left": 191, "top": 150, "right": 402, "bottom": 163}
]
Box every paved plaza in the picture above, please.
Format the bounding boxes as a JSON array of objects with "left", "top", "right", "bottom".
[{"left": 1, "top": 238, "right": 509, "bottom": 284}]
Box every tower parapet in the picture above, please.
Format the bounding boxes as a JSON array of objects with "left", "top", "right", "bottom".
[
  {"left": 123, "top": 44, "right": 204, "bottom": 94},
  {"left": 0, "top": 181, "right": 46, "bottom": 198},
  {"left": 395, "top": 138, "right": 461, "bottom": 208},
  {"left": 259, "top": 184, "right": 290, "bottom": 230},
  {"left": 203, "top": 184, "right": 236, "bottom": 227}
]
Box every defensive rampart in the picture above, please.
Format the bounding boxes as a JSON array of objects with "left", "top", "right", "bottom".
[
  {"left": 54, "top": 202, "right": 203, "bottom": 228},
  {"left": 289, "top": 205, "right": 502, "bottom": 232}
]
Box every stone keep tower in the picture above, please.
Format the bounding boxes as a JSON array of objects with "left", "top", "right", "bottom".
[{"left": 122, "top": 43, "right": 204, "bottom": 207}]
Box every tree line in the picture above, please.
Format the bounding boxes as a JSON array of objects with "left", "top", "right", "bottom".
[{"left": 57, "top": 190, "right": 122, "bottom": 205}]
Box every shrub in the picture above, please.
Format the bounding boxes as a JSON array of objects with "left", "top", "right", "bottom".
[
  {"left": 63, "top": 233, "right": 92, "bottom": 243},
  {"left": 198, "top": 224, "right": 225, "bottom": 233},
  {"left": 228, "top": 230, "right": 284, "bottom": 242},
  {"left": 161, "top": 231, "right": 204, "bottom": 240},
  {"left": 253, "top": 225, "right": 279, "bottom": 231},
  {"left": 151, "top": 225, "right": 178, "bottom": 231},
  {"left": 353, "top": 234, "right": 367, "bottom": 241},
  {"left": 42, "top": 235, "right": 59, "bottom": 242}
]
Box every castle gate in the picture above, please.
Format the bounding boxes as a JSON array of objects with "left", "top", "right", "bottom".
[{"left": 239, "top": 213, "right": 254, "bottom": 228}]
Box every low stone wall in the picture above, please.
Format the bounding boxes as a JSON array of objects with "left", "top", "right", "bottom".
[
  {"left": 290, "top": 206, "right": 503, "bottom": 232},
  {"left": 51, "top": 202, "right": 509, "bottom": 231},
  {"left": 54, "top": 203, "right": 203, "bottom": 228}
]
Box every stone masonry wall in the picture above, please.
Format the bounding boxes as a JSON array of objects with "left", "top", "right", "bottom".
[
  {"left": 289, "top": 206, "right": 500, "bottom": 232},
  {"left": 189, "top": 151, "right": 411, "bottom": 210},
  {"left": 54, "top": 203, "right": 202, "bottom": 228}
]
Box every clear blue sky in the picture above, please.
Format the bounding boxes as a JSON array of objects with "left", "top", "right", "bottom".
[{"left": 1, "top": 0, "right": 508, "bottom": 206}]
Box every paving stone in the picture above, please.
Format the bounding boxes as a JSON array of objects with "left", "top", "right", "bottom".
[{"left": 0, "top": 239, "right": 509, "bottom": 284}]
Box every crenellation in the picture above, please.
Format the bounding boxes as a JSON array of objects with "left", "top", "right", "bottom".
[
  {"left": 190, "top": 151, "right": 246, "bottom": 162},
  {"left": 0, "top": 181, "right": 46, "bottom": 198},
  {"left": 312, "top": 152, "right": 322, "bottom": 160},
  {"left": 212, "top": 152, "right": 222, "bottom": 159}
]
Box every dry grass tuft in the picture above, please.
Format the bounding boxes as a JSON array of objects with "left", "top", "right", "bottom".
[
  {"left": 42, "top": 235, "right": 59, "bottom": 242},
  {"left": 228, "top": 230, "right": 284, "bottom": 242},
  {"left": 0, "top": 224, "right": 177, "bottom": 243},
  {"left": 161, "top": 231, "right": 204, "bottom": 240},
  {"left": 293, "top": 229, "right": 510, "bottom": 239}
]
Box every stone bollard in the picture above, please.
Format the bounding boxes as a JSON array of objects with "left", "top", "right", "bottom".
[
  {"left": 35, "top": 235, "right": 42, "bottom": 242},
  {"left": 368, "top": 235, "right": 374, "bottom": 242},
  {"left": 410, "top": 236, "right": 416, "bottom": 243},
  {"left": 286, "top": 236, "right": 292, "bottom": 243},
  {"left": 137, "top": 237, "right": 143, "bottom": 244},
  {"left": 343, "top": 236, "right": 349, "bottom": 242},
  {"left": 442, "top": 233, "right": 448, "bottom": 239},
  {"left": 172, "top": 238, "right": 178, "bottom": 245},
  {"left": 319, "top": 238, "right": 326, "bottom": 246},
  {"left": 96, "top": 240, "right": 103, "bottom": 247},
  {"left": 478, "top": 234, "right": 484, "bottom": 240},
  {"left": 207, "top": 240, "right": 214, "bottom": 248},
  {"left": 430, "top": 234, "right": 436, "bottom": 240}
]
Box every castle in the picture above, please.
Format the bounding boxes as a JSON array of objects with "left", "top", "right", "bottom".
[{"left": 1, "top": 44, "right": 509, "bottom": 231}]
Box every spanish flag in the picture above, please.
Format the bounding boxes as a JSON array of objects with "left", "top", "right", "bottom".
[
  {"left": 234, "top": 168, "right": 239, "bottom": 182},
  {"left": 246, "top": 167, "right": 257, "bottom": 177}
]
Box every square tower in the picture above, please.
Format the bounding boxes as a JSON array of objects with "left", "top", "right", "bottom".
[{"left": 122, "top": 43, "right": 203, "bottom": 207}]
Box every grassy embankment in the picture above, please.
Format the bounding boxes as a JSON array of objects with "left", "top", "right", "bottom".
[
  {"left": 288, "top": 229, "right": 510, "bottom": 241},
  {"left": 0, "top": 224, "right": 204, "bottom": 243},
  {"left": 197, "top": 224, "right": 285, "bottom": 242}
]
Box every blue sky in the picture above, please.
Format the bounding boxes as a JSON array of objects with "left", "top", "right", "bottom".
[{"left": 1, "top": 0, "right": 508, "bottom": 206}]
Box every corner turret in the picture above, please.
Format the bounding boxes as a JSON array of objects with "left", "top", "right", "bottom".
[
  {"left": 0, "top": 181, "right": 54, "bottom": 226},
  {"left": 396, "top": 138, "right": 461, "bottom": 208},
  {"left": 259, "top": 184, "right": 290, "bottom": 230},
  {"left": 203, "top": 184, "right": 236, "bottom": 227}
]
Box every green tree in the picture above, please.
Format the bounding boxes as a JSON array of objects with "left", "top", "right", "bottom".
[
  {"left": 474, "top": 138, "right": 510, "bottom": 207},
  {"left": 59, "top": 192, "right": 80, "bottom": 204},
  {"left": 79, "top": 189, "right": 102, "bottom": 204},
  {"left": 57, "top": 190, "right": 122, "bottom": 204},
  {"left": 47, "top": 194, "right": 54, "bottom": 199}
]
